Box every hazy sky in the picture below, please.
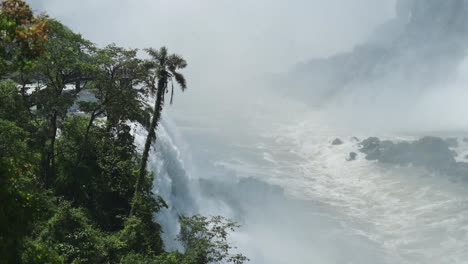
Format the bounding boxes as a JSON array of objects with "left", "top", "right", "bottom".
[
  {"left": 28, "top": 0, "right": 396, "bottom": 117},
  {"left": 28, "top": 1, "right": 395, "bottom": 72}
]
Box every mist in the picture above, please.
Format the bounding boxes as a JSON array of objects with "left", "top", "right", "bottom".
[
  {"left": 28, "top": 0, "right": 395, "bottom": 115},
  {"left": 26, "top": 1, "right": 468, "bottom": 263}
]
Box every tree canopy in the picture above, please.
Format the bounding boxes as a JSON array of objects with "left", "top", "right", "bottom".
[
  {"left": 0, "top": 1, "right": 247, "bottom": 263},
  {"left": 0, "top": 0, "right": 48, "bottom": 75}
]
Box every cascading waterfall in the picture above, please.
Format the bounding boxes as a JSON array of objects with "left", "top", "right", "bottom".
[
  {"left": 132, "top": 113, "right": 395, "bottom": 263},
  {"left": 134, "top": 117, "right": 198, "bottom": 250}
]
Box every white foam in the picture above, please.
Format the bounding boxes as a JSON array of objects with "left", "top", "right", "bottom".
[{"left": 263, "top": 110, "right": 468, "bottom": 264}]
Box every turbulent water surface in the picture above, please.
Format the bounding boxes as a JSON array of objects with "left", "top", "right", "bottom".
[
  {"left": 138, "top": 90, "right": 468, "bottom": 264},
  {"left": 138, "top": 1, "right": 468, "bottom": 262}
]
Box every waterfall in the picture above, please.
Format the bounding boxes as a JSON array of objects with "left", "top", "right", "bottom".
[
  {"left": 133, "top": 114, "right": 398, "bottom": 263},
  {"left": 134, "top": 117, "right": 198, "bottom": 250}
]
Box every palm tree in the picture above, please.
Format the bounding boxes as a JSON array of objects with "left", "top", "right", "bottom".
[{"left": 130, "top": 47, "right": 187, "bottom": 216}]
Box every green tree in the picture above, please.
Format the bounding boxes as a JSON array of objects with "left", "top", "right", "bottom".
[
  {"left": 0, "top": 80, "right": 30, "bottom": 126},
  {"left": 0, "top": 0, "right": 48, "bottom": 77},
  {"left": 32, "top": 19, "right": 95, "bottom": 185},
  {"left": 131, "top": 46, "right": 187, "bottom": 216},
  {"left": 22, "top": 201, "right": 107, "bottom": 264},
  {"left": 178, "top": 215, "right": 248, "bottom": 264},
  {"left": 118, "top": 216, "right": 249, "bottom": 264},
  {"left": 0, "top": 2, "right": 248, "bottom": 263},
  {"left": 75, "top": 44, "right": 146, "bottom": 166},
  {"left": 55, "top": 115, "right": 155, "bottom": 232},
  {"left": 0, "top": 119, "right": 44, "bottom": 263}
]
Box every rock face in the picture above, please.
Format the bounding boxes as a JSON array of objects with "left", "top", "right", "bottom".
[
  {"left": 347, "top": 152, "right": 357, "bottom": 161},
  {"left": 359, "top": 136, "right": 457, "bottom": 172},
  {"left": 274, "top": 0, "right": 468, "bottom": 105},
  {"left": 331, "top": 138, "right": 344, "bottom": 145}
]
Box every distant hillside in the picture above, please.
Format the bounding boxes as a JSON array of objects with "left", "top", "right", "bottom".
[{"left": 274, "top": 0, "right": 468, "bottom": 105}]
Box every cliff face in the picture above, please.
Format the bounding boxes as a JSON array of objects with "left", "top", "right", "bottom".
[{"left": 278, "top": 0, "right": 468, "bottom": 105}]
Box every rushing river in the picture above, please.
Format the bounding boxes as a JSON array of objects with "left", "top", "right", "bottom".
[{"left": 135, "top": 90, "right": 468, "bottom": 264}]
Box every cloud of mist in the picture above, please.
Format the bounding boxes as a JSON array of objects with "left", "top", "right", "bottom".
[
  {"left": 28, "top": 0, "right": 396, "bottom": 115},
  {"left": 261, "top": 0, "right": 468, "bottom": 134},
  {"left": 321, "top": 44, "right": 468, "bottom": 134}
]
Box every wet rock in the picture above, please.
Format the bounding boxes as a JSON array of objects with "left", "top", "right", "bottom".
[
  {"left": 359, "top": 136, "right": 456, "bottom": 171},
  {"left": 351, "top": 136, "right": 360, "bottom": 142},
  {"left": 359, "top": 137, "right": 381, "bottom": 160},
  {"left": 409, "top": 137, "right": 457, "bottom": 170},
  {"left": 331, "top": 138, "right": 344, "bottom": 145},
  {"left": 347, "top": 152, "right": 357, "bottom": 161}
]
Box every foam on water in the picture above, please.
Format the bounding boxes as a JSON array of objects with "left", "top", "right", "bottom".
[
  {"left": 136, "top": 108, "right": 468, "bottom": 263},
  {"left": 265, "top": 110, "right": 468, "bottom": 264}
]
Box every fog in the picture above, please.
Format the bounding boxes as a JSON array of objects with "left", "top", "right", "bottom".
[
  {"left": 28, "top": 0, "right": 395, "bottom": 116},
  {"left": 29, "top": 0, "right": 468, "bottom": 133},
  {"left": 27, "top": 1, "right": 468, "bottom": 263}
]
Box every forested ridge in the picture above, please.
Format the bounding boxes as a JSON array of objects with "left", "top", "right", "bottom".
[{"left": 0, "top": 0, "right": 247, "bottom": 263}]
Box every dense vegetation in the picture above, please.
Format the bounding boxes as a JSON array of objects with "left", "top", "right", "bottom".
[{"left": 0, "top": 0, "right": 247, "bottom": 263}]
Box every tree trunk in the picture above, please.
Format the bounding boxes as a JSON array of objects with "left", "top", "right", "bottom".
[
  {"left": 44, "top": 111, "right": 58, "bottom": 186},
  {"left": 130, "top": 83, "right": 165, "bottom": 216},
  {"left": 75, "top": 110, "right": 98, "bottom": 166}
]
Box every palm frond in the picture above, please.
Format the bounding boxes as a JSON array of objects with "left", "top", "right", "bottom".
[
  {"left": 142, "top": 59, "right": 155, "bottom": 69},
  {"left": 144, "top": 48, "right": 159, "bottom": 59},
  {"left": 173, "top": 72, "right": 187, "bottom": 91},
  {"left": 170, "top": 81, "right": 174, "bottom": 104},
  {"left": 158, "top": 47, "right": 168, "bottom": 65},
  {"left": 168, "top": 54, "right": 187, "bottom": 69},
  {"left": 159, "top": 47, "right": 168, "bottom": 58}
]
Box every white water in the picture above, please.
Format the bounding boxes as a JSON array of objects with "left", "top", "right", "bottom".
[
  {"left": 267, "top": 112, "right": 468, "bottom": 264},
  {"left": 138, "top": 101, "right": 468, "bottom": 264}
]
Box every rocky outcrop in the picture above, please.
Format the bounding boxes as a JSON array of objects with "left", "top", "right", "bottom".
[
  {"left": 347, "top": 152, "right": 357, "bottom": 161},
  {"left": 358, "top": 136, "right": 468, "bottom": 177},
  {"left": 332, "top": 138, "right": 344, "bottom": 145},
  {"left": 274, "top": 0, "right": 468, "bottom": 104}
]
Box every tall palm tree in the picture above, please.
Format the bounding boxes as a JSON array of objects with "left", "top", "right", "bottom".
[{"left": 130, "top": 47, "right": 187, "bottom": 216}]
